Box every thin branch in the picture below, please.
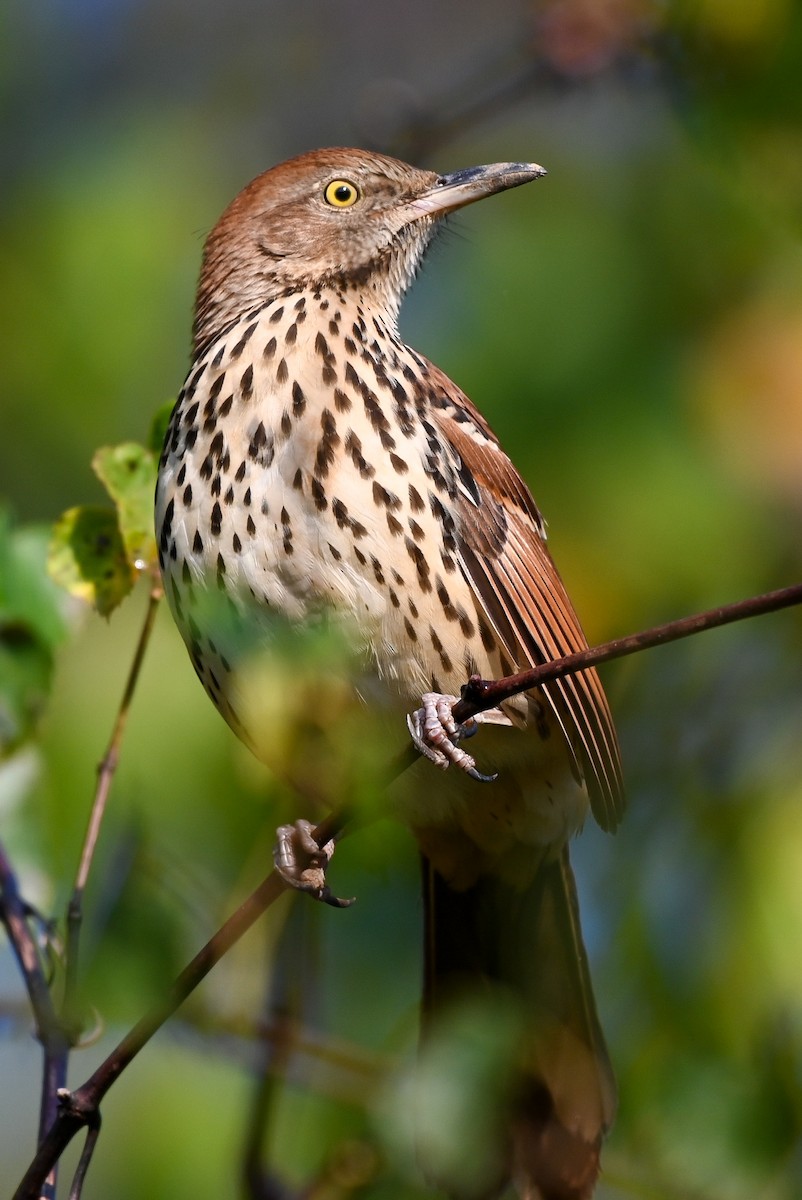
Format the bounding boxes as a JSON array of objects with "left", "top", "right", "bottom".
[
  {"left": 13, "top": 813, "right": 347, "bottom": 1200},
  {"left": 62, "top": 580, "right": 163, "bottom": 1037},
  {"left": 13, "top": 580, "right": 802, "bottom": 1196},
  {"left": 67, "top": 1117, "right": 101, "bottom": 1200},
  {"left": 451, "top": 581, "right": 802, "bottom": 723},
  {"left": 0, "top": 843, "right": 69, "bottom": 1198}
]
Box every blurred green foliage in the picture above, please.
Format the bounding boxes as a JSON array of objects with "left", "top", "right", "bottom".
[{"left": 2, "top": 0, "right": 802, "bottom": 1197}]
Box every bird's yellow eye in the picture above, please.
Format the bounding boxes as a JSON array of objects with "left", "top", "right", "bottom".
[{"left": 323, "top": 179, "right": 361, "bottom": 208}]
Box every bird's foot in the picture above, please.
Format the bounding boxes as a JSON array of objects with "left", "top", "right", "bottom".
[
  {"left": 273, "top": 819, "right": 355, "bottom": 908},
  {"left": 406, "top": 692, "right": 498, "bottom": 783}
]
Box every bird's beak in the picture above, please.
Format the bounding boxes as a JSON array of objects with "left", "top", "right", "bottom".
[{"left": 405, "top": 161, "right": 547, "bottom": 221}]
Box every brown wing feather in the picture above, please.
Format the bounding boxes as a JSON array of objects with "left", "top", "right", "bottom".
[{"left": 427, "top": 371, "right": 624, "bottom": 832}]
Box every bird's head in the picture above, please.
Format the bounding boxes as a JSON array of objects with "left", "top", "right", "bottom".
[{"left": 194, "top": 147, "right": 545, "bottom": 352}]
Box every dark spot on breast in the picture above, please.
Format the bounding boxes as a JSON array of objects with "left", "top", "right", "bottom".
[
  {"left": 386, "top": 512, "right": 403, "bottom": 536},
  {"left": 264, "top": 337, "right": 277, "bottom": 360},
  {"left": 332, "top": 498, "right": 348, "bottom": 528},
  {"left": 247, "top": 514, "right": 256, "bottom": 536},
  {"left": 182, "top": 484, "right": 193, "bottom": 507},
  {"left": 459, "top": 611, "right": 476, "bottom": 639},
  {"left": 408, "top": 485, "right": 424, "bottom": 512},
  {"left": 281, "top": 411, "right": 292, "bottom": 436},
  {"left": 248, "top": 422, "right": 274, "bottom": 467},
  {"left": 311, "top": 477, "right": 327, "bottom": 510},
  {"left": 235, "top": 461, "right": 247, "bottom": 483},
  {"left": 281, "top": 507, "right": 293, "bottom": 554},
  {"left": 403, "top": 617, "right": 418, "bottom": 642},
  {"left": 211, "top": 502, "right": 223, "bottom": 535},
  {"left": 285, "top": 322, "right": 297, "bottom": 346},
  {"left": 406, "top": 537, "right": 431, "bottom": 591},
  {"left": 240, "top": 365, "right": 254, "bottom": 399},
  {"left": 315, "top": 408, "right": 340, "bottom": 478},
  {"left": 334, "top": 388, "right": 351, "bottom": 412},
  {"left": 269, "top": 306, "right": 284, "bottom": 324},
  {"left": 478, "top": 613, "right": 496, "bottom": 652},
  {"left": 277, "top": 358, "right": 289, "bottom": 385},
  {"left": 193, "top": 530, "right": 203, "bottom": 553},
  {"left": 292, "top": 468, "right": 303, "bottom": 491},
  {"left": 292, "top": 380, "right": 306, "bottom": 415},
  {"left": 344, "top": 430, "right": 374, "bottom": 479},
  {"left": 372, "top": 482, "right": 401, "bottom": 510},
  {"left": 231, "top": 321, "right": 257, "bottom": 359}
]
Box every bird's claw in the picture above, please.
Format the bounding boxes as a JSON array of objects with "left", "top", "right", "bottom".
[
  {"left": 273, "top": 819, "right": 355, "bottom": 908},
  {"left": 407, "top": 692, "right": 497, "bottom": 783}
]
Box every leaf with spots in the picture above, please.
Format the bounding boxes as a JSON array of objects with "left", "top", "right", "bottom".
[
  {"left": 48, "top": 506, "right": 134, "bottom": 618},
  {"left": 92, "top": 442, "right": 158, "bottom": 570}
]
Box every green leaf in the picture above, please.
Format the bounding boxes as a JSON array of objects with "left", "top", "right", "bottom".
[
  {"left": 48, "top": 505, "right": 134, "bottom": 617},
  {"left": 0, "top": 624, "right": 54, "bottom": 754},
  {"left": 0, "top": 512, "right": 69, "bottom": 753},
  {"left": 92, "top": 442, "right": 158, "bottom": 569}
]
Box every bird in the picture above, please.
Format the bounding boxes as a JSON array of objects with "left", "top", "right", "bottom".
[{"left": 155, "top": 147, "right": 624, "bottom": 1199}]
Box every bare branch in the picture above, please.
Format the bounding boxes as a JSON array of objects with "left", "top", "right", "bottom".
[
  {"left": 13, "top": 811, "right": 349, "bottom": 1200},
  {"left": 0, "top": 843, "right": 69, "bottom": 1197},
  {"left": 451, "top": 581, "right": 802, "bottom": 723}
]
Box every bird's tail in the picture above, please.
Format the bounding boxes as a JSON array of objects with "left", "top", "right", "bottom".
[{"left": 422, "top": 848, "right": 615, "bottom": 1200}]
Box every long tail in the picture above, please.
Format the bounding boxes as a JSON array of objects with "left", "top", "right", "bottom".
[{"left": 422, "top": 848, "right": 615, "bottom": 1199}]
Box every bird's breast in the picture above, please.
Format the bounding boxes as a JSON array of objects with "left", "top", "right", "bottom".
[{"left": 156, "top": 294, "right": 490, "bottom": 713}]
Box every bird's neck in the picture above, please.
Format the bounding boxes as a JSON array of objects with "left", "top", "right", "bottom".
[{"left": 193, "top": 276, "right": 406, "bottom": 363}]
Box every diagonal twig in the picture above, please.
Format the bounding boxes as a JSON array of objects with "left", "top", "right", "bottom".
[
  {"left": 12, "top": 580, "right": 802, "bottom": 1197},
  {"left": 452, "top": 581, "right": 802, "bottom": 723},
  {"left": 13, "top": 812, "right": 346, "bottom": 1200}
]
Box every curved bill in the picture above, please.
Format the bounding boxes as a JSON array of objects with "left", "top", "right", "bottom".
[{"left": 407, "top": 161, "right": 547, "bottom": 220}]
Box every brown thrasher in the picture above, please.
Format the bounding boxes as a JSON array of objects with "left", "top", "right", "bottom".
[{"left": 156, "top": 148, "right": 623, "bottom": 1199}]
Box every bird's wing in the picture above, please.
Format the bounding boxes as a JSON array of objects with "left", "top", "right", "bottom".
[{"left": 426, "top": 365, "right": 624, "bottom": 832}]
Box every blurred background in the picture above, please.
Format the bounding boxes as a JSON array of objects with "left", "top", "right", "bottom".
[{"left": 2, "top": 0, "right": 802, "bottom": 1195}]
